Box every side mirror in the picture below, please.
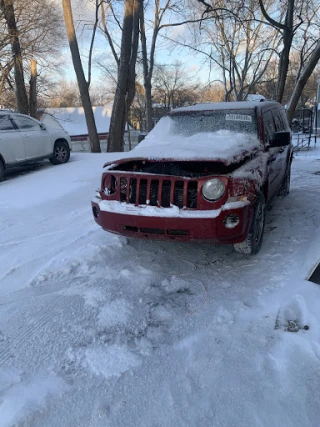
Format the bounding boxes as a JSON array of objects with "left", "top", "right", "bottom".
[
  {"left": 40, "top": 123, "right": 46, "bottom": 130},
  {"left": 269, "top": 131, "right": 291, "bottom": 148}
]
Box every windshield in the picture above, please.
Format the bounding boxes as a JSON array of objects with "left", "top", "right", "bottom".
[{"left": 169, "top": 110, "right": 258, "bottom": 137}]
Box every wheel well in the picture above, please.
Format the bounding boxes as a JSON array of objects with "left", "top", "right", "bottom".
[{"left": 54, "top": 138, "right": 68, "bottom": 147}]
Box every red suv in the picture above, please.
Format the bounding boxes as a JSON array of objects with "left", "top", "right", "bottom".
[{"left": 92, "top": 101, "right": 292, "bottom": 254}]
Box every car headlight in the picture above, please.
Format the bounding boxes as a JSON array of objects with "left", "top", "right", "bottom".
[{"left": 202, "top": 178, "right": 225, "bottom": 201}]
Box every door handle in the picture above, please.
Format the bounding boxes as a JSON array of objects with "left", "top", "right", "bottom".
[
  {"left": 278, "top": 148, "right": 284, "bottom": 153},
  {"left": 23, "top": 133, "right": 30, "bottom": 138}
]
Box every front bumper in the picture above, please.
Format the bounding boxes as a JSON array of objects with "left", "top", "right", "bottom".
[{"left": 91, "top": 198, "right": 253, "bottom": 244}]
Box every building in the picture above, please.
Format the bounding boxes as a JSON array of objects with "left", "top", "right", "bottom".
[{"left": 37, "top": 105, "right": 138, "bottom": 151}]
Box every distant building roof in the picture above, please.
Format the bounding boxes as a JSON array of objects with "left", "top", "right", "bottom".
[{"left": 40, "top": 105, "right": 113, "bottom": 137}]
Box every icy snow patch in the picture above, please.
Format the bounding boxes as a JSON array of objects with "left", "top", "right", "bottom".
[
  {"left": 0, "top": 371, "right": 67, "bottom": 427},
  {"left": 81, "top": 287, "right": 106, "bottom": 307},
  {"left": 98, "top": 299, "right": 133, "bottom": 328},
  {"left": 276, "top": 294, "right": 309, "bottom": 332},
  {"left": 84, "top": 344, "right": 141, "bottom": 378}
]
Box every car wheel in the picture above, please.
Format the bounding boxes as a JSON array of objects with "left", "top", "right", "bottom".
[
  {"left": 278, "top": 167, "right": 291, "bottom": 196},
  {"left": 50, "top": 141, "right": 70, "bottom": 165},
  {"left": 0, "top": 160, "right": 4, "bottom": 182},
  {"left": 233, "top": 192, "right": 266, "bottom": 255}
]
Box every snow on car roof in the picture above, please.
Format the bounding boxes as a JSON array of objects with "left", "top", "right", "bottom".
[{"left": 170, "top": 100, "right": 275, "bottom": 113}]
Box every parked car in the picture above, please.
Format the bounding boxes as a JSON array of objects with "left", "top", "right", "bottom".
[
  {"left": 0, "top": 111, "right": 72, "bottom": 181},
  {"left": 92, "top": 101, "right": 293, "bottom": 254}
]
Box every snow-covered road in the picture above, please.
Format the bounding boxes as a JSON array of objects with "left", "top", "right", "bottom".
[{"left": 0, "top": 148, "right": 320, "bottom": 426}]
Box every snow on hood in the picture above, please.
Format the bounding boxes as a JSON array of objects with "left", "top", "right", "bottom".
[{"left": 104, "top": 117, "right": 261, "bottom": 168}]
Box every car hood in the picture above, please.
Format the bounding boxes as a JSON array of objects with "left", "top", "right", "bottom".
[{"left": 104, "top": 130, "right": 261, "bottom": 169}]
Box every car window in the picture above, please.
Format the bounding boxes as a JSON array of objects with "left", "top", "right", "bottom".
[
  {"left": 263, "top": 110, "right": 275, "bottom": 142},
  {"left": 170, "top": 110, "right": 258, "bottom": 136},
  {"left": 13, "top": 116, "right": 40, "bottom": 130},
  {"left": 272, "top": 108, "right": 285, "bottom": 131},
  {"left": 0, "top": 115, "right": 15, "bottom": 131}
]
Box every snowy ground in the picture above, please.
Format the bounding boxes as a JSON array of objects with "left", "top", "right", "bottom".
[{"left": 0, "top": 143, "right": 320, "bottom": 427}]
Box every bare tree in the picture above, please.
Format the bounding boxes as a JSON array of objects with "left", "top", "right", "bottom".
[
  {"left": 286, "top": 39, "right": 320, "bottom": 122},
  {"left": 152, "top": 62, "right": 200, "bottom": 109},
  {"left": 107, "top": 0, "right": 141, "bottom": 152},
  {"left": 0, "top": 0, "right": 28, "bottom": 113},
  {"left": 257, "top": 0, "right": 320, "bottom": 115},
  {"left": 197, "top": 0, "right": 320, "bottom": 113},
  {"left": 29, "top": 58, "right": 37, "bottom": 117},
  {"left": 62, "top": 0, "right": 101, "bottom": 153},
  {"left": 140, "top": 0, "right": 215, "bottom": 131},
  {"left": 258, "top": 0, "right": 302, "bottom": 102},
  {"left": 0, "top": 0, "right": 64, "bottom": 111},
  {"left": 189, "top": 0, "right": 280, "bottom": 101}
]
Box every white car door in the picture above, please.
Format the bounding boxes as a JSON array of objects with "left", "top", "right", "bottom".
[
  {"left": 0, "top": 115, "right": 26, "bottom": 163},
  {"left": 12, "top": 115, "right": 51, "bottom": 159}
]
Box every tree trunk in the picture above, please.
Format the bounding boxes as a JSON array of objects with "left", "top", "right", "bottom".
[
  {"left": 62, "top": 0, "right": 101, "bottom": 153},
  {"left": 140, "top": 4, "right": 153, "bottom": 132},
  {"left": 0, "top": 0, "right": 28, "bottom": 114},
  {"left": 258, "top": 0, "right": 294, "bottom": 104},
  {"left": 29, "top": 59, "right": 37, "bottom": 118},
  {"left": 286, "top": 40, "right": 320, "bottom": 123},
  {"left": 145, "top": 83, "right": 153, "bottom": 131},
  {"left": 108, "top": 0, "right": 141, "bottom": 152},
  {"left": 276, "top": 28, "right": 293, "bottom": 103}
]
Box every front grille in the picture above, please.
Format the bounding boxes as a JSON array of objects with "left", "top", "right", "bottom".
[{"left": 119, "top": 176, "right": 198, "bottom": 209}]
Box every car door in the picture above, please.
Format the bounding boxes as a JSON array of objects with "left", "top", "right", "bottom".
[
  {"left": 263, "top": 109, "right": 283, "bottom": 199},
  {"left": 272, "top": 107, "right": 289, "bottom": 184},
  {"left": 12, "top": 115, "right": 51, "bottom": 159},
  {"left": 0, "top": 115, "right": 26, "bottom": 163}
]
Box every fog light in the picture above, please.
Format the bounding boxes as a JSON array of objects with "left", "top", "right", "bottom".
[
  {"left": 223, "top": 214, "right": 240, "bottom": 229},
  {"left": 93, "top": 206, "right": 100, "bottom": 218}
]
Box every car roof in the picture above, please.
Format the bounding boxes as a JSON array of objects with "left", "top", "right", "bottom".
[
  {"left": 170, "top": 100, "right": 280, "bottom": 114},
  {"left": 0, "top": 111, "right": 39, "bottom": 119}
]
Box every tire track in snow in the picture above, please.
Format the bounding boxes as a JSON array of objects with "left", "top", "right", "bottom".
[
  {"left": 0, "top": 227, "right": 100, "bottom": 289},
  {"left": 0, "top": 293, "right": 65, "bottom": 366},
  {"left": 0, "top": 276, "right": 89, "bottom": 308},
  {"left": 0, "top": 218, "right": 95, "bottom": 249},
  {"left": 0, "top": 285, "right": 88, "bottom": 368}
]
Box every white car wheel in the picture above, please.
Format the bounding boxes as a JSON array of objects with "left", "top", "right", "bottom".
[{"left": 50, "top": 141, "right": 70, "bottom": 165}]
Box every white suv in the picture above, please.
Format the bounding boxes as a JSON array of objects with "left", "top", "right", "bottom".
[{"left": 0, "top": 111, "right": 72, "bottom": 181}]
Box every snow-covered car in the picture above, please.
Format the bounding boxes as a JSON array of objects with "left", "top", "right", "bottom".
[
  {"left": 0, "top": 111, "right": 72, "bottom": 181},
  {"left": 92, "top": 101, "right": 293, "bottom": 254}
]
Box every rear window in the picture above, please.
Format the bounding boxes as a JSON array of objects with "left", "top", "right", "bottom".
[
  {"left": 0, "top": 115, "right": 15, "bottom": 131},
  {"left": 169, "top": 110, "right": 258, "bottom": 137},
  {"left": 13, "top": 116, "right": 40, "bottom": 130}
]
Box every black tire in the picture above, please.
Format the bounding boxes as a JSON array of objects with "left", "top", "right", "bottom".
[
  {"left": 278, "top": 167, "right": 291, "bottom": 196},
  {"left": 50, "top": 141, "right": 70, "bottom": 165},
  {"left": 233, "top": 192, "right": 266, "bottom": 255},
  {"left": 0, "top": 160, "right": 4, "bottom": 182}
]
